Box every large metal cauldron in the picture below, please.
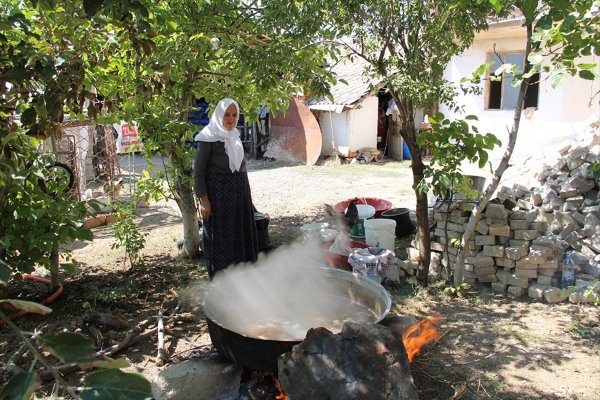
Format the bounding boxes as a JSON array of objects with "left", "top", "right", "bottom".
[{"left": 202, "top": 266, "right": 392, "bottom": 373}]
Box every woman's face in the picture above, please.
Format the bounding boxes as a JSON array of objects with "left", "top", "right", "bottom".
[{"left": 222, "top": 104, "right": 238, "bottom": 130}]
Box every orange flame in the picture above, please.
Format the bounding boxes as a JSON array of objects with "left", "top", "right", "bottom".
[
  {"left": 402, "top": 316, "right": 442, "bottom": 363},
  {"left": 273, "top": 376, "right": 289, "bottom": 400}
]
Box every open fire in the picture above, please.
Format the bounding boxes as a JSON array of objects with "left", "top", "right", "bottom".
[{"left": 402, "top": 316, "right": 442, "bottom": 363}]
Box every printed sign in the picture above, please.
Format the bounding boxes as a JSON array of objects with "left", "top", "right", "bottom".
[{"left": 114, "top": 121, "right": 143, "bottom": 154}]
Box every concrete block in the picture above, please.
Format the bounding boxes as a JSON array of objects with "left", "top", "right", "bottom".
[
  {"left": 473, "top": 254, "right": 495, "bottom": 268},
  {"left": 515, "top": 268, "right": 537, "bottom": 279},
  {"left": 485, "top": 203, "right": 509, "bottom": 220},
  {"left": 505, "top": 244, "right": 529, "bottom": 260},
  {"left": 489, "top": 225, "right": 511, "bottom": 237},
  {"left": 482, "top": 245, "right": 505, "bottom": 258},
  {"left": 475, "top": 235, "right": 496, "bottom": 246},
  {"left": 536, "top": 275, "right": 553, "bottom": 285},
  {"left": 510, "top": 220, "right": 530, "bottom": 230},
  {"left": 475, "top": 220, "right": 489, "bottom": 235},
  {"left": 507, "top": 285, "right": 528, "bottom": 297},
  {"left": 478, "top": 274, "right": 498, "bottom": 283},
  {"left": 514, "top": 230, "right": 540, "bottom": 240},
  {"left": 488, "top": 217, "right": 508, "bottom": 226},
  {"left": 529, "top": 222, "right": 547, "bottom": 232},
  {"left": 507, "top": 273, "right": 530, "bottom": 288},
  {"left": 528, "top": 283, "right": 549, "bottom": 300},
  {"left": 491, "top": 282, "right": 508, "bottom": 293},
  {"left": 515, "top": 260, "right": 538, "bottom": 270},
  {"left": 544, "top": 287, "right": 568, "bottom": 303}
]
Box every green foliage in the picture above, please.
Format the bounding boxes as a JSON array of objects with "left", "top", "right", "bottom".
[
  {"left": 38, "top": 332, "right": 97, "bottom": 363},
  {"left": 324, "top": 0, "right": 492, "bottom": 112},
  {"left": 588, "top": 160, "right": 600, "bottom": 187},
  {"left": 443, "top": 282, "right": 472, "bottom": 298},
  {"left": 0, "top": 134, "right": 95, "bottom": 281},
  {"left": 81, "top": 369, "right": 153, "bottom": 400},
  {"left": 416, "top": 113, "right": 501, "bottom": 197},
  {"left": 428, "top": 279, "right": 472, "bottom": 297},
  {"left": 531, "top": 0, "right": 600, "bottom": 86},
  {"left": 0, "top": 301, "right": 152, "bottom": 400},
  {"left": 0, "top": 371, "right": 40, "bottom": 400},
  {"left": 110, "top": 202, "right": 148, "bottom": 268},
  {"left": 464, "top": 0, "right": 600, "bottom": 97}
]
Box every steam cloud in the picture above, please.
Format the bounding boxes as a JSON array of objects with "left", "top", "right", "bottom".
[{"left": 201, "top": 239, "right": 384, "bottom": 341}]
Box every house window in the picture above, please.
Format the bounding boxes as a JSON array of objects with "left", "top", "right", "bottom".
[{"left": 486, "top": 52, "right": 539, "bottom": 110}]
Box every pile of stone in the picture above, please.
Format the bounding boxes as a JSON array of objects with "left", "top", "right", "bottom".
[{"left": 400, "top": 129, "right": 599, "bottom": 304}]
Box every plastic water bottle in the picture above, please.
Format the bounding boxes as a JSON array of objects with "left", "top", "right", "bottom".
[{"left": 561, "top": 252, "right": 575, "bottom": 288}]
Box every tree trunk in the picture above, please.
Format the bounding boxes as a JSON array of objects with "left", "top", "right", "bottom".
[
  {"left": 173, "top": 174, "right": 202, "bottom": 259},
  {"left": 454, "top": 21, "right": 533, "bottom": 284},
  {"left": 392, "top": 94, "right": 432, "bottom": 285},
  {"left": 412, "top": 158, "right": 432, "bottom": 285},
  {"left": 49, "top": 246, "right": 60, "bottom": 292}
]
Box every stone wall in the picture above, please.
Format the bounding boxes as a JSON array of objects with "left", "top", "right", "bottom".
[{"left": 400, "top": 127, "right": 599, "bottom": 304}]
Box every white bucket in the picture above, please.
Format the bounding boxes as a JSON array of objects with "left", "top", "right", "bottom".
[{"left": 364, "top": 219, "right": 396, "bottom": 251}]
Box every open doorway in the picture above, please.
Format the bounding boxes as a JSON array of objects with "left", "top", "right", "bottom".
[{"left": 377, "top": 89, "right": 392, "bottom": 156}]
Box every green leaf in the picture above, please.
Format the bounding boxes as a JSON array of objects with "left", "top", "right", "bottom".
[
  {"left": 522, "top": 0, "right": 539, "bottom": 23},
  {"left": 576, "top": 63, "right": 597, "bottom": 70},
  {"left": 488, "top": 0, "right": 502, "bottom": 13},
  {"left": 83, "top": 0, "right": 105, "bottom": 17},
  {"left": 38, "top": 332, "right": 96, "bottom": 363},
  {"left": 80, "top": 369, "right": 153, "bottom": 400},
  {"left": 534, "top": 14, "right": 553, "bottom": 31},
  {"left": 20, "top": 107, "right": 36, "bottom": 126},
  {"left": 0, "top": 371, "right": 41, "bottom": 400},
  {"left": 551, "top": 70, "right": 568, "bottom": 88},
  {"left": 527, "top": 53, "right": 543, "bottom": 65},
  {"left": 0, "top": 299, "right": 52, "bottom": 315},
  {"left": 550, "top": 0, "right": 570, "bottom": 10},
  {"left": 578, "top": 70, "right": 597, "bottom": 80},
  {"left": 60, "top": 261, "right": 78, "bottom": 275}
]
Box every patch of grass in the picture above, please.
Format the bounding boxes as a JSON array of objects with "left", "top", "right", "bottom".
[{"left": 90, "top": 279, "right": 142, "bottom": 307}]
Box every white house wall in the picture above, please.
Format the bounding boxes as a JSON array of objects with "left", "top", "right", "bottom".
[
  {"left": 319, "top": 111, "right": 350, "bottom": 155},
  {"left": 348, "top": 96, "right": 378, "bottom": 151},
  {"left": 442, "top": 35, "right": 600, "bottom": 161},
  {"left": 317, "top": 95, "right": 379, "bottom": 156}
]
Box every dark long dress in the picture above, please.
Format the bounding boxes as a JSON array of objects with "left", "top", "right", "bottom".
[{"left": 193, "top": 141, "right": 258, "bottom": 278}]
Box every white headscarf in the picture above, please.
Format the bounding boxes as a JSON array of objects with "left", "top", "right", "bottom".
[{"left": 194, "top": 98, "right": 244, "bottom": 173}]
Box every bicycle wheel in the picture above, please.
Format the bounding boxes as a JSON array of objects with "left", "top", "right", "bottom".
[{"left": 38, "top": 162, "right": 75, "bottom": 195}]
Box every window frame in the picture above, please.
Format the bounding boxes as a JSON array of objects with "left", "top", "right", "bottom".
[{"left": 484, "top": 51, "right": 539, "bottom": 111}]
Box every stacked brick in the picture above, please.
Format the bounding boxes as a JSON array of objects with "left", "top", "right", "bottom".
[{"left": 400, "top": 130, "right": 599, "bottom": 303}]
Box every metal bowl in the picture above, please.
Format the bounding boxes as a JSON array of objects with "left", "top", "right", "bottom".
[{"left": 202, "top": 266, "right": 391, "bottom": 372}]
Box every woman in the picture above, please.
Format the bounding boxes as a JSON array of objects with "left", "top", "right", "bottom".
[{"left": 193, "top": 98, "right": 258, "bottom": 278}]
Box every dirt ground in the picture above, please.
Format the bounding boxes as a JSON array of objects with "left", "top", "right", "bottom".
[{"left": 1, "top": 157, "right": 599, "bottom": 400}]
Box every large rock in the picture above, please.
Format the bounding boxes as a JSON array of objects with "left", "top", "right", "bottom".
[
  {"left": 278, "top": 323, "right": 419, "bottom": 400},
  {"left": 151, "top": 353, "right": 242, "bottom": 400}
]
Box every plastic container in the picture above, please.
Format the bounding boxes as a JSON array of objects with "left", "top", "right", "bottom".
[
  {"left": 381, "top": 208, "right": 415, "bottom": 237},
  {"left": 254, "top": 212, "right": 270, "bottom": 251},
  {"left": 349, "top": 205, "right": 376, "bottom": 239},
  {"left": 561, "top": 252, "right": 575, "bottom": 288},
  {"left": 323, "top": 240, "right": 369, "bottom": 271},
  {"left": 364, "top": 219, "right": 396, "bottom": 251},
  {"left": 300, "top": 222, "right": 329, "bottom": 241}
]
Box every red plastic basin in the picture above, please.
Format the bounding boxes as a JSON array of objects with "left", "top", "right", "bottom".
[
  {"left": 333, "top": 197, "right": 393, "bottom": 219},
  {"left": 323, "top": 240, "right": 369, "bottom": 271}
]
